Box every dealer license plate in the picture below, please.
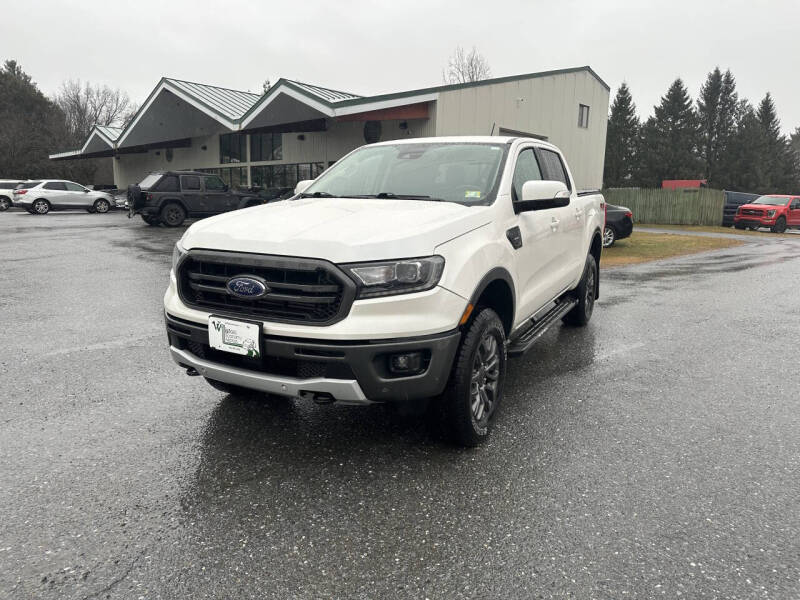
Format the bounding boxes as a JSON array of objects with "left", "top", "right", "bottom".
[{"left": 208, "top": 316, "right": 262, "bottom": 358}]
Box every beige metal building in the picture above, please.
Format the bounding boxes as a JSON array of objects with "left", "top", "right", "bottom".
[{"left": 51, "top": 66, "right": 609, "bottom": 191}]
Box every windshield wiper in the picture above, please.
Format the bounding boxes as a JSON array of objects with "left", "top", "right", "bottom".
[
  {"left": 299, "top": 191, "right": 339, "bottom": 198},
  {"left": 356, "top": 192, "right": 444, "bottom": 201}
]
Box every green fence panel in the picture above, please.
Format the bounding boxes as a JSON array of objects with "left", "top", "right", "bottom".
[{"left": 603, "top": 188, "right": 725, "bottom": 226}]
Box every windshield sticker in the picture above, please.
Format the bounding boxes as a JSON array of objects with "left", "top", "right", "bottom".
[{"left": 465, "top": 191, "right": 481, "bottom": 198}]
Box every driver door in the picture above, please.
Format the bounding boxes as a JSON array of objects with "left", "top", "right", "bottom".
[
  {"left": 203, "top": 175, "right": 233, "bottom": 213},
  {"left": 789, "top": 197, "right": 800, "bottom": 227},
  {"left": 180, "top": 175, "right": 203, "bottom": 213},
  {"left": 511, "top": 147, "right": 565, "bottom": 320},
  {"left": 64, "top": 181, "right": 90, "bottom": 207}
]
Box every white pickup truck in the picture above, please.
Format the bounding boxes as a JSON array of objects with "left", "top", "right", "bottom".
[{"left": 164, "top": 136, "right": 605, "bottom": 445}]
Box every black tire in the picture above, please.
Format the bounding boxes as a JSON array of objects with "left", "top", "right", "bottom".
[
  {"left": 602, "top": 225, "right": 616, "bottom": 248},
  {"left": 141, "top": 215, "right": 160, "bottom": 226},
  {"left": 93, "top": 198, "right": 110, "bottom": 214},
  {"left": 771, "top": 217, "right": 787, "bottom": 233},
  {"left": 563, "top": 255, "right": 598, "bottom": 327},
  {"left": 440, "top": 307, "right": 506, "bottom": 447},
  {"left": 32, "top": 199, "right": 50, "bottom": 214},
  {"left": 86, "top": 208, "right": 95, "bottom": 213},
  {"left": 160, "top": 202, "right": 186, "bottom": 227},
  {"left": 734, "top": 223, "right": 745, "bottom": 230},
  {"left": 0, "top": 196, "right": 10, "bottom": 211}
]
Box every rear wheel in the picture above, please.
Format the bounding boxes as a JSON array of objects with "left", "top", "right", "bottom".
[
  {"left": 160, "top": 202, "right": 186, "bottom": 227},
  {"left": 563, "top": 255, "right": 597, "bottom": 327},
  {"left": 93, "top": 198, "right": 110, "bottom": 214},
  {"left": 0, "top": 197, "right": 10, "bottom": 211},
  {"left": 440, "top": 307, "right": 506, "bottom": 447},
  {"left": 32, "top": 199, "right": 50, "bottom": 214},
  {"left": 602, "top": 225, "right": 616, "bottom": 248},
  {"left": 771, "top": 216, "right": 787, "bottom": 233}
]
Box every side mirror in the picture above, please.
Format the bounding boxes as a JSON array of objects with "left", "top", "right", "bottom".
[
  {"left": 294, "top": 180, "right": 314, "bottom": 195},
  {"left": 223, "top": 184, "right": 229, "bottom": 192},
  {"left": 84, "top": 189, "right": 90, "bottom": 193},
  {"left": 514, "top": 180, "right": 570, "bottom": 213}
]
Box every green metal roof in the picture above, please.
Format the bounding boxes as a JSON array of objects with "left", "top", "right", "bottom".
[{"left": 165, "top": 78, "right": 261, "bottom": 121}]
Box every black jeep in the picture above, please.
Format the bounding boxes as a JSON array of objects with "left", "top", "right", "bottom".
[{"left": 128, "top": 171, "right": 261, "bottom": 227}]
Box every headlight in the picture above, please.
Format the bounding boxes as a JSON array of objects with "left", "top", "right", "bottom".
[
  {"left": 342, "top": 256, "right": 445, "bottom": 299},
  {"left": 767, "top": 210, "right": 776, "bottom": 217},
  {"left": 172, "top": 240, "right": 187, "bottom": 271}
]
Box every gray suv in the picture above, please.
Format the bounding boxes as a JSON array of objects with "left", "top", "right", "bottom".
[{"left": 128, "top": 171, "right": 261, "bottom": 227}]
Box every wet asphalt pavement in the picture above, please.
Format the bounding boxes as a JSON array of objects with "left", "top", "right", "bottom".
[{"left": 2, "top": 210, "right": 800, "bottom": 599}]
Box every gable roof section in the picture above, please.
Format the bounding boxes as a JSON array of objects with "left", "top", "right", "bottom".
[
  {"left": 284, "top": 80, "right": 362, "bottom": 103},
  {"left": 116, "top": 77, "right": 261, "bottom": 146}
]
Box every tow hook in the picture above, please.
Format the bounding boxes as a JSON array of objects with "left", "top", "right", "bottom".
[
  {"left": 185, "top": 367, "right": 200, "bottom": 377},
  {"left": 311, "top": 392, "right": 336, "bottom": 405}
]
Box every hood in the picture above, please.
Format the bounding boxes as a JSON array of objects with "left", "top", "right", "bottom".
[
  {"left": 739, "top": 203, "right": 784, "bottom": 210},
  {"left": 182, "top": 197, "right": 493, "bottom": 263}
]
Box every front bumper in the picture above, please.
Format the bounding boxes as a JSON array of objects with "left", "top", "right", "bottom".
[
  {"left": 166, "top": 312, "right": 461, "bottom": 403},
  {"left": 734, "top": 216, "right": 774, "bottom": 227}
]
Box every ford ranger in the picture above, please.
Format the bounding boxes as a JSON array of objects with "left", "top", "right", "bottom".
[{"left": 164, "top": 137, "right": 605, "bottom": 446}]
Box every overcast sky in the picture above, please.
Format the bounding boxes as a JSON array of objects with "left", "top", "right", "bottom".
[{"left": 4, "top": 0, "right": 799, "bottom": 134}]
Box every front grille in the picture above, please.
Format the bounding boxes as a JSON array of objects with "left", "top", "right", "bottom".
[
  {"left": 742, "top": 209, "right": 763, "bottom": 216},
  {"left": 178, "top": 250, "right": 356, "bottom": 325}
]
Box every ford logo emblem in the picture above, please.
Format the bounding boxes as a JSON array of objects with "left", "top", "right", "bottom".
[{"left": 226, "top": 276, "right": 269, "bottom": 299}]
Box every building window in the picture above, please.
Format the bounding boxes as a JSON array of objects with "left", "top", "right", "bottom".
[
  {"left": 250, "top": 162, "right": 324, "bottom": 190},
  {"left": 219, "top": 133, "right": 247, "bottom": 163},
  {"left": 578, "top": 104, "right": 590, "bottom": 128},
  {"left": 250, "top": 133, "right": 283, "bottom": 162},
  {"left": 196, "top": 167, "right": 248, "bottom": 188}
]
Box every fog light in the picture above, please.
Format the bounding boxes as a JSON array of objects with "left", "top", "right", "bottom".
[{"left": 389, "top": 352, "right": 423, "bottom": 374}]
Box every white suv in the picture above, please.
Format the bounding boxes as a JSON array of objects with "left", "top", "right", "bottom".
[
  {"left": 0, "top": 180, "right": 25, "bottom": 211},
  {"left": 164, "top": 137, "right": 605, "bottom": 445},
  {"left": 13, "top": 180, "right": 114, "bottom": 214}
]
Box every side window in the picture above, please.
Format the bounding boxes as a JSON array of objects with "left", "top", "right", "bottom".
[
  {"left": 64, "top": 182, "right": 85, "bottom": 192},
  {"left": 204, "top": 176, "right": 226, "bottom": 191},
  {"left": 578, "top": 104, "right": 590, "bottom": 128},
  {"left": 537, "top": 149, "right": 571, "bottom": 190},
  {"left": 156, "top": 175, "right": 179, "bottom": 192},
  {"left": 181, "top": 175, "right": 201, "bottom": 191},
  {"left": 43, "top": 181, "right": 67, "bottom": 191},
  {"left": 511, "top": 148, "right": 543, "bottom": 201},
  {"left": 792, "top": 198, "right": 800, "bottom": 209}
]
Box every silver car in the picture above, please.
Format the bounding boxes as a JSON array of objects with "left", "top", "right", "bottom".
[{"left": 12, "top": 180, "right": 115, "bottom": 215}]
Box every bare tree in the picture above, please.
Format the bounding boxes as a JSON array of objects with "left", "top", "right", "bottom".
[
  {"left": 54, "top": 80, "right": 136, "bottom": 145},
  {"left": 442, "top": 46, "right": 491, "bottom": 84}
]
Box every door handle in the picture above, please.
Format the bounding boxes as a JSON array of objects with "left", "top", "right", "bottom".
[
  {"left": 550, "top": 217, "right": 559, "bottom": 231},
  {"left": 574, "top": 208, "right": 582, "bottom": 221}
]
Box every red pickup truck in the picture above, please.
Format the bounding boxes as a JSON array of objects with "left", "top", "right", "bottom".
[{"left": 734, "top": 195, "right": 800, "bottom": 233}]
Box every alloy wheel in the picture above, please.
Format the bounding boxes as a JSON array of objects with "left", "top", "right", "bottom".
[
  {"left": 34, "top": 200, "right": 49, "bottom": 214},
  {"left": 585, "top": 262, "right": 596, "bottom": 318},
  {"left": 95, "top": 199, "right": 110, "bottom": 213},
  {"left": 470, "top": 332, "right": 501, "bottom": 426},
  {"left": 0, "top": 198, "right": 9, "bottom": 211},
  {"left": 602, "top": 226, "right": 615, "bottom": 247}
]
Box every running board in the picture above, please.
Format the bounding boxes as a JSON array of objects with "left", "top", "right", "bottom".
[{"left": 506, "top": 297, "right": 578, "bottom": 357}]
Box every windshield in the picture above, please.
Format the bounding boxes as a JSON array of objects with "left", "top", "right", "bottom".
[
  {"left": 302, "top": 142, "right": 508, "bottom": 205},
  {"left": 752, "top": 195, "right": 789, "bottom": 206},
  {"left": 138, "top": 174, "right": 163, "bottom": 190}
]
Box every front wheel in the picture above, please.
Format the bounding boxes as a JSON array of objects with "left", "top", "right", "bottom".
[
  {"left": 602, "top": 225, "right": 616, "bottom": 248},
  {"left": 771, "top": 217, "right": 787, "bottom": 233},
  {"left": 440, "top": 307, "right": 506, "bottom": 447},
  {"left": 563, "top": 255, "right": 597, "bottom": 327},
  {"left": 93, "top": 198, "right": 110, "bottom": 214}
]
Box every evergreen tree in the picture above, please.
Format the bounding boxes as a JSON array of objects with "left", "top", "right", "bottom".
[
  {"left": 698, "top": 68, "right": 738, "bottom": 187},
  {"left": 636, "top": 78, "right": 702, "bottom": 187},
  {"left": 756, "top": 93, "right": 797, "bottom": 192},
  {"left": 725, "top": 101, "right": 769, "bottom": 193},
  {"left": 603, "top": 83, "right": 640, "bottom": 188}
]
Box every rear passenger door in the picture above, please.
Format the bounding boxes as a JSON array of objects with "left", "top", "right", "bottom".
[
  {"left": 180, "top": 175, "right": 203, "bottom": 214},
  {"left": 203, "top": 176, "right": 233, "bottom": 213},
  {"left": 41, "top": 181, "right": 69, "bottom": 207},
  {"left": 535, "top": 147, "right": 581, "bottom": 287}
]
